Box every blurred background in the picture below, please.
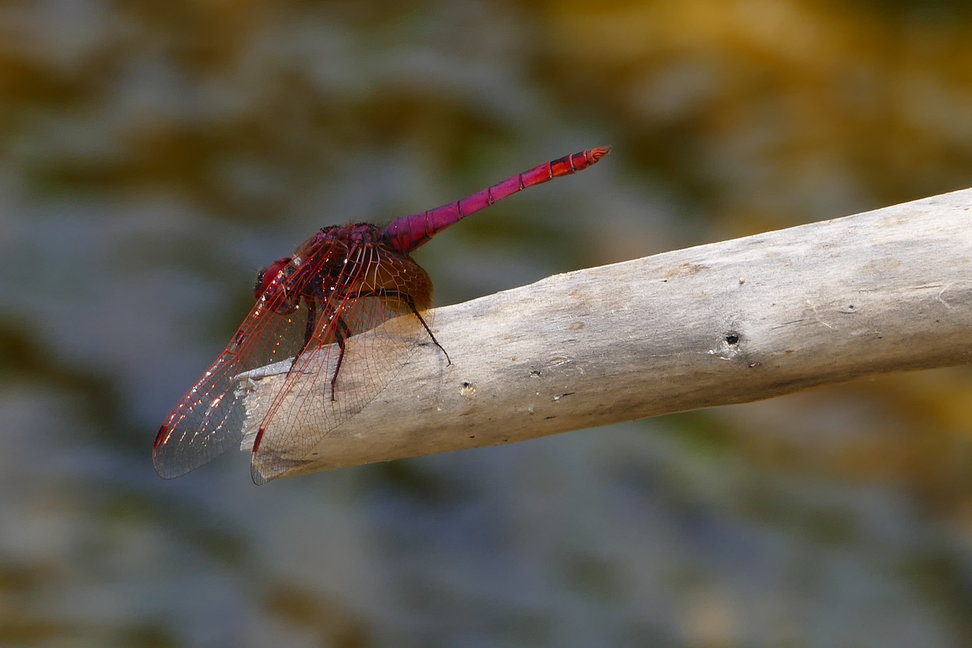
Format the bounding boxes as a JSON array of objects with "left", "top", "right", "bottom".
[{"left": 2, "top": 1, "right": 972, "bottom": 646}]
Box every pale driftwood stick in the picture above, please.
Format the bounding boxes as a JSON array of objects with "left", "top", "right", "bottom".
[{"left": 242, "top": 188, "right": 972, "bottom": 482}]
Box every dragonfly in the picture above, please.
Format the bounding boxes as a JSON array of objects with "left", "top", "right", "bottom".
[{"left": 153, "top": 146, "right": 610, "bottom": 483}]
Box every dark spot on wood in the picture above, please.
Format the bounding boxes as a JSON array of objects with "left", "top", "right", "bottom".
[
  {"left": 725, "top": 333, "right": 739, "bottom": 345},
  {"left": 663, "top": 262, "right": 709, "bottom": 279}
]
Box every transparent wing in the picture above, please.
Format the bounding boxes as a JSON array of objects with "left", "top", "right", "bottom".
[
  {"left": 152, "top": 237, "right": 356, "bottom": 479},
  {"left": 152, "top": 245, "right": 346, "bottom": 478},
  {"left": 249, "top": 244, "right": 436, "bottom": 484}
]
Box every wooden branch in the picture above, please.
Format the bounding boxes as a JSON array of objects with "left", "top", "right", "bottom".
[{"left": 241, "top": 188, "right": 972, "bottom": 482}]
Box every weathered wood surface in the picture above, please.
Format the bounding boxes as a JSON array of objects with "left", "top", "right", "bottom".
[{"left": 242, "top": 188, "right": 972, "bottom": 482}]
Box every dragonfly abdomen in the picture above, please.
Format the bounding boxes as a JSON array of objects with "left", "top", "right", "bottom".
[{"left": 382, "top": 146, "right": 610, "bottom": 253}]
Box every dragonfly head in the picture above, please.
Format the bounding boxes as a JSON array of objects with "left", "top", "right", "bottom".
[{"left": 254, "top": 256, "right": 293, "bottom": 300}]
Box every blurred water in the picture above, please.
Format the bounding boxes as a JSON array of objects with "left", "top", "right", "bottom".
[{"left": 2, "top": 1, "right": 972, "bottom": 646}]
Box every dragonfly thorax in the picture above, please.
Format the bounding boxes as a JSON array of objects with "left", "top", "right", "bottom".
[
  {"left": 307, "top": 222, "right": 384, "bottom": 247},
  {"left": 255, "top": 222, "right": 396, "bottom": 316}
]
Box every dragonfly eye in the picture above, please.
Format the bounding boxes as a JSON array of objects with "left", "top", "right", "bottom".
[{"left": 254, "top": 257, "right": 292, "bottom": 299}]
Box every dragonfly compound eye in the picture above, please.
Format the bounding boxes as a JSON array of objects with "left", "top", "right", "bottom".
[{"left": 254, "top": 257, "right": 293, "bottom": 299}]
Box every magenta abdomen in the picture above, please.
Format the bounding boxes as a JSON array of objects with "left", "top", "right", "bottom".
[{"left": 382, "top": 147, "right": 610, "bottom": 252}]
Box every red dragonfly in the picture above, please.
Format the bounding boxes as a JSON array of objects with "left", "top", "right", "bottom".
[{"left": 154, "top": 146, "right": 610, "bottom": 482}]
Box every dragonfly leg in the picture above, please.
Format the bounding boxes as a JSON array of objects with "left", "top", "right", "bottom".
[
  {"left": 328, "top": 317, "right": 353, "bottom": 401},
  {"left": 292, "top": 300, "right": 351, "bottom": 402},
  {"left": 283, "top": 300, "right": 319, "bottom": 377},
  {"left": 302, "top": 300, "right": 317, "bottom": 349},
  {"left": 361, "top": 289, "right": 451, "bottom": 365}
]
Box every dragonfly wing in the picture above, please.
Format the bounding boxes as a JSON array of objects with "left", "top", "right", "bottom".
[
  {"left": 250, "top": 248, "right": 435, "bottom": 483},
  {"left": 152, "top": 298, "right": 312, "bottom": 479}
]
